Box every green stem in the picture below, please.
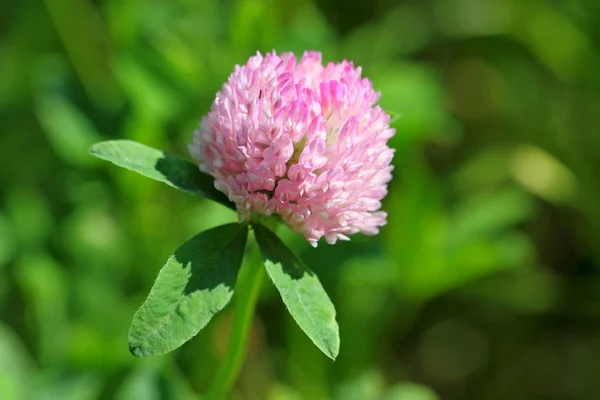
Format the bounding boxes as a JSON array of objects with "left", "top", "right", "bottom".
[{"left": 205, "top": 239, "right": 265, "bottom": 400}]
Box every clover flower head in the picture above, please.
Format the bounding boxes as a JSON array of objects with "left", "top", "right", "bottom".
[{"left": 190, "top": 51, "right": 395, "bottom": 246}]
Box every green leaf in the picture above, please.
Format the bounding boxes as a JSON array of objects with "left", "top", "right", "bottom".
[
  {"left": 129, "top": 223, "right": 249, "bottom": 357},
  {"left": 89, "top": 140, "right": 233, "bottom": 209},
  {"left": 252, "top": 223, "right": 339, "bottom": 360}
]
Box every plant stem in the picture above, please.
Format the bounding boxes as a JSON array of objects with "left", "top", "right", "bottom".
[{"left": 205, "top": 239, "right": 265, "bottom": 400}]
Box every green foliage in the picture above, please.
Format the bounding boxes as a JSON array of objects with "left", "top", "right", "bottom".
[
  {"left": 0, "top": 323, "right": 33, "bottom": 400},
  {"left": 383, "top": 383, "right": 440, "bottom": 400},
  {"left": 129, "top": 223, "right": 248, "bottom": 357},
  {"left": 253, "top": 223, "right": 340, "bottom": 360},
  {"left": 89, "top": 140, "right": 232, "bottom": 208},
  {"left": 35, "top": 91, "right": 103, "bottom": 167},
  {"left": 335, "top": 371, "right": 440, "bottom": 400}
]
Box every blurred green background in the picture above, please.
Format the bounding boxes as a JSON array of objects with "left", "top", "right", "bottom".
[{"left": 2, "top": 0, "right": 600, "bottom": 399}]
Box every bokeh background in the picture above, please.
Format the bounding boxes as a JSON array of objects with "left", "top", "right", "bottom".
[{"left": 2, "top": 0, "right": 600, "bottom": 399}]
